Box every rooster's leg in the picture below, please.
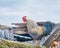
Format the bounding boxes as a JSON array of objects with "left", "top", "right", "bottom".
[{"left": 35, "top": 40, "right": 40, "bottom": 45}]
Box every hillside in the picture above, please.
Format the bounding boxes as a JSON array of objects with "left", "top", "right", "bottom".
[{"left": 0, "top": 39, "right": 46, "bottom": 48}]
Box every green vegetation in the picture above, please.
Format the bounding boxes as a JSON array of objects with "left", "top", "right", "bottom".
[{"left": 0, "top": 39, "right": 46, "bottom": 48}]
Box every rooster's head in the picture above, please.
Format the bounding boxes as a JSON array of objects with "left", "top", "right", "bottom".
[{"left": 22, "top": 16, "right": 27, "bottom": 22}]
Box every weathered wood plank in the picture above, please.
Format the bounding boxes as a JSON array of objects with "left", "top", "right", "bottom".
[
  {"left": 56, "top": 35, "right": 60, "bottom": 41},
  {"left": 12, "top": 23, "right": 27, "bottom": 28},
  {"left": 42, "top": 25, "right": 60, "bottom": 47},
  {"left": 12, "top": 28, "right": 27, "bottom": 31},
  {"left": 0, "top": 27, "right": 10, "bottom": 29},
  {"left": 11, "top": 22, "right": 45, "bottom": 27},
  {"left": 14, "top": 31, "right": 28, "bottom": 34}
]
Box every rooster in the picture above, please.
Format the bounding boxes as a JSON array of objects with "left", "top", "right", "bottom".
[{"left": 22, "top": 16, "right": 53, "bottom": 45}]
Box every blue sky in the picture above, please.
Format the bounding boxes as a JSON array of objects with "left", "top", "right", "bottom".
[{"left": 0, "top": 0, "right": 60, "bottom": 26}]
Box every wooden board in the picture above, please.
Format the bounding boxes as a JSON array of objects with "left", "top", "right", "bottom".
[
  {"left": 11, "top": 22, "right": 45, "bottom": 27},
  {"left": 42, "top": 25, "right": 60, "bottom": 47}
]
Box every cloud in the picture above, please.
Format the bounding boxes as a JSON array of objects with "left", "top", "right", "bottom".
[{"left": 0, "top": 0, "right": 60, "bottom": 26}]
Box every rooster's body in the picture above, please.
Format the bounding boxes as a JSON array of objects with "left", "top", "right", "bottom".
[
  {"left": 22, "top": 16, "right": 53, "bottom": 46},
  {"left": 26, "top": 18, "right": 45, "bottom": 40}
]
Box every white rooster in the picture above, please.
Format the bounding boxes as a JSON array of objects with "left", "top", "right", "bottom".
[{"left": 22, "top": 16, "right": 53, "bottom": 46}]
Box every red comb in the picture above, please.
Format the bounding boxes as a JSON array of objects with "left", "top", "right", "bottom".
[
  {"left": 22, "top": 16, "right": 27, "bottom": 19},
  {"left": 22, "top": 16, "right": 27, "bottom": 22}
]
